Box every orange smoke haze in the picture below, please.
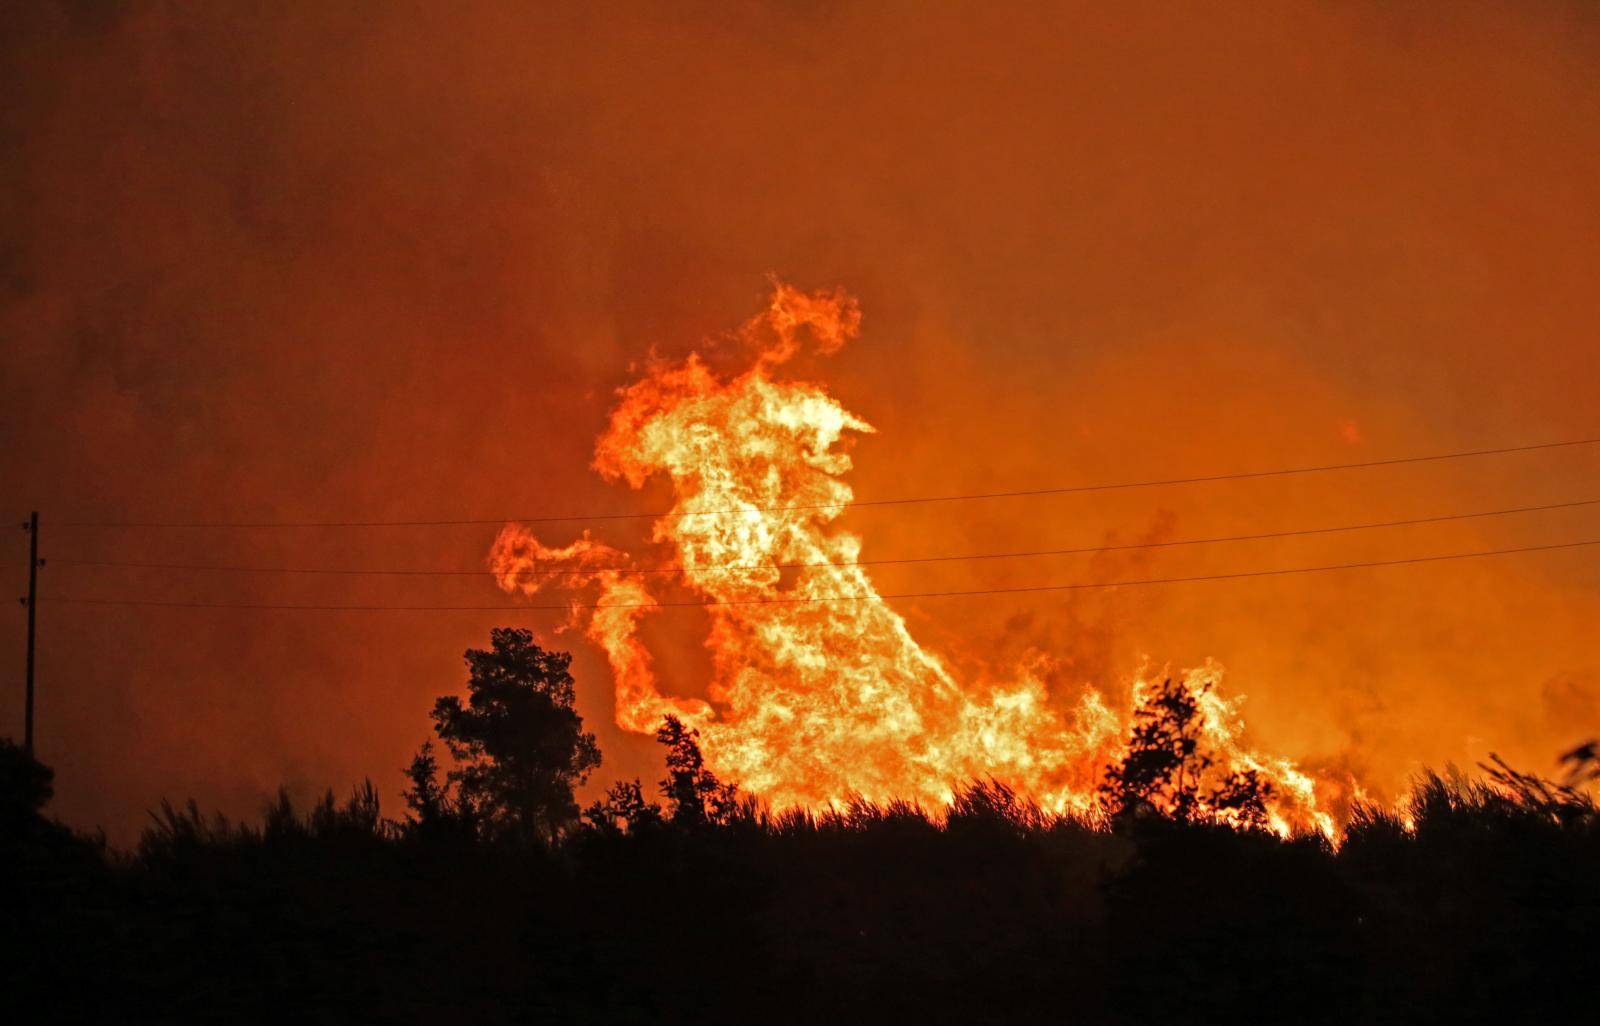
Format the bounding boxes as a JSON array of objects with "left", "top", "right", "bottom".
[{"left": 2, "top": 3, "right": 1598, "bottom": 839}]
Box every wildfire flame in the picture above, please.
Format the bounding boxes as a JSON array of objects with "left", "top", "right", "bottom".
[{"left": 492, "top": 283, "right": 1336, "bottom": 835}]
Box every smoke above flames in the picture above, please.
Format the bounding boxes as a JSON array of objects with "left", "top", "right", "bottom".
[{"left": 491, "top": 284, "right": 1339, "bottom": 834}]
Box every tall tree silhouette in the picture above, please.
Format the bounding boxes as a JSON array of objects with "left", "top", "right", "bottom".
[{"left": 424, "top": 628, "right": 601, "bottom": 843}]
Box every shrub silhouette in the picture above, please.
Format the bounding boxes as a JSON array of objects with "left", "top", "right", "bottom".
[{"left": 582, "top": 777, "right": 663, "bottom": 834}]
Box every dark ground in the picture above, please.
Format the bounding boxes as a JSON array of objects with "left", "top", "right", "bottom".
[{"left": 7, "top": 750, "right": 1597, "bottom": 1025}]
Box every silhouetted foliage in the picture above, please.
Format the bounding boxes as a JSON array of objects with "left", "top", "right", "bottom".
[
  {"left": 1100, "top": 676, "right": 1204, "bottom": 817},
  {"left": 655, "top": 714, "right": 739, "bottom": 826},
  {"left": 946, "top": 778, "right": 1048, "bottom": 835},
  {"left": 1205, "top": 766, "right": 1273, "bottom": 831},
  {"left": 0, "top": 735, "right": 54, "bottom": 825},
  {"left": 400, "top": 740, "right": 477, "bottom": 841},
  {"left": 1559, "top": 737, "right": 1600, "bottom": 786},
  {"left": 137, "top": 782, "right": 390, "bottom": 861},
  {"left": 3, "top": 739, "right": 114, "bottom": 1023},
  {"left": 582, "top": 777, "right": 663, "bottom": 834},
  {"left": 10, "top": 653, "right": 1600, "bottom": 1024},
  {"left": 401, "top": 739, "right": 448, "bottom": 821},
  {"left": 1099, "top": 675, "right": 1273, "bottom": 828},
  {"left": 1480, "top": 752, "right": 1596, "bottom": 823},
  {"left": 428, "top": 628, "right": 601, "bottom": 843}
]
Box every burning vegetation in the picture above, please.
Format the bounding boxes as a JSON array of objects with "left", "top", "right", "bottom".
[{"left": 492, "top": 284, "right": 1341, "bottom": 833}]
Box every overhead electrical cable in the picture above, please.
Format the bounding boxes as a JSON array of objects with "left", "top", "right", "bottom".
[
  {"left": 47, "top": 435, "right": 1600, "bottom": 529},
  {"left": 46, "top": 495, "right": 1600, "bottom": 577},
  {"left": 39, "top": 536, "right": 1600, "bottom": 611}
]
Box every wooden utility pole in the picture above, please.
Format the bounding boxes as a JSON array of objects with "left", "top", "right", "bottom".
[{"left": 24, "top": 511, "right": 37, "bottom": 755}]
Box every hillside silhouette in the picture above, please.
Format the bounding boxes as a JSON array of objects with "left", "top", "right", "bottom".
[{"left": 5, "top": 629, "right": 1597, "bottom": 1024}]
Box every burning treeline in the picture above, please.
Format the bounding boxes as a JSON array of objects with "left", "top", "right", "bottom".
[{"left": 491, "top": 284, "right": 1340, "bottom": 835}]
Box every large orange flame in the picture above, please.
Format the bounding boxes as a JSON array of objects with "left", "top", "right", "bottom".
[{"left": 492, "top": 284, "right": 1335, "bottom": 834}]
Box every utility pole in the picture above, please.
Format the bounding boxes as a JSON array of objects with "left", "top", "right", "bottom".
[{"left": 23, "top": 511, "right": 37, "bottom": 756}]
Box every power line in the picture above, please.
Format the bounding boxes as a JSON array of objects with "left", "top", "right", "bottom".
[
  {"left": 48, "top": 435, "right": 1600, "bottom": 529},
  {"left": 46, "top": 495, "right": 1600, "bottom": 577},
  {"left": 38, "top": 536, "right": 1600, "bottom": 611}
]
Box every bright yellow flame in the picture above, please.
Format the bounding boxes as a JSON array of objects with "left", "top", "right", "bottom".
[{"left": 492, "top": 284, "right": 1335, "bottom": 834}]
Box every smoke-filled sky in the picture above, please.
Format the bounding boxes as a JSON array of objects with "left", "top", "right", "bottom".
[{"left": 3, "top": 1, "right": 1598, "bottom": 839}]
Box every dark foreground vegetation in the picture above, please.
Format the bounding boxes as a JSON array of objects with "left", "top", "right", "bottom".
[{"left": 6, "top": 629, "right": 1598, "bottom": 1025}]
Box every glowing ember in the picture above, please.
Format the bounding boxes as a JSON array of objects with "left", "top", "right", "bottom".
[{"left": 491, "top": 284, "right": 1333, "bottom": 833}]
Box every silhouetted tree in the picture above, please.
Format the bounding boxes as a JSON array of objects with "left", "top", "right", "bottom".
[
  {"left": 0, "top": 736, "right": 53, "bottom": 828},
  {"left": 656, "top": 715, "right": 738, "bottom": 826},
  {"left": 1099, "top": 677, "right": 1272, "bottom": 827},
  {"left": 427, "top": 628, "right": 601, "bottom": 843},
  {"left": 1100, "top": 677, "right": 1210, "bottom": 820},
  {"left": 0, "top": 736, "right": 96, "bottom": 881},
  {"left": 402, "top": 740, "right": 447, "bottom": 819},
  {"left": 399, "top": 739, "right": 478, "bottom": 841}
]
